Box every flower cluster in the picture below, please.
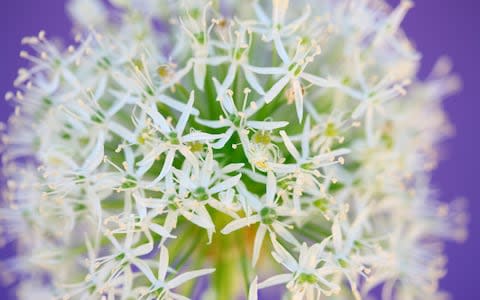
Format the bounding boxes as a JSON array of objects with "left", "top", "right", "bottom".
[{"left": 0, "top": 0, "right": 467, "bottom": 299}]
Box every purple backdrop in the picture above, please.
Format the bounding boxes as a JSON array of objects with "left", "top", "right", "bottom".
[{"left": 0, "top": 0, "right": 478, "bottom": 299}]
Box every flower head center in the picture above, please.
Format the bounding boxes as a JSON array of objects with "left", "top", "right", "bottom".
[{"left": 260, "top": 207, "right": 277, "bottom": 225}]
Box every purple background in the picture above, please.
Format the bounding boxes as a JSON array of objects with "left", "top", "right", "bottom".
[{"left": 0, "top": 1, "right": 478, "bottom": 299}]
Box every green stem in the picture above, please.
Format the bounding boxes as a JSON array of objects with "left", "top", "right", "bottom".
[
  {"left": 172, "top": 227, "right": 203, "bottom": 271},
  {"left": 240, "top": 238, "right": 251, "bottom": 294}
]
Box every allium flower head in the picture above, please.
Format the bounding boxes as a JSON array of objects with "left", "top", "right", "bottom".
[{"left": 0, "top": 0, "right": 467, "bottom": 299}]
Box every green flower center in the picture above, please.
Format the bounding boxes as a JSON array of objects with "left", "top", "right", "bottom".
[
  {"left": 324, "top": 122, "right": 338, "bottom": 137},
  {"left": 260, "top": 207, "right": 277, "bottom": 225},
  {"left": 168, "top": 131, "right": 180, "bottom": 144},
  {"left": 193, "top": 187, "right": 209, "bottom": 201},
  {"left": 297, "top": 273, "right": 318, "bottom": 284},
  {"left": 121, "top": 174, "right": 137, "bottom": 189},
  {"left": 252, "top": 131, "right": 272, "bottom": 145}
]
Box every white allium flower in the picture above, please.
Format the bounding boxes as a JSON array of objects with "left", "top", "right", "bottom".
[{"left": 0, "top": 0, "right": 467, "bottom": 299}]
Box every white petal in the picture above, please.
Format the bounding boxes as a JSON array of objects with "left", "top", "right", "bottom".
[
  {"left": 272, "top": 0, "right": 289, "bottom": 25},
  {"left": 253, "top": 1, "right": 270, "bottom": 25},
  {"left": 169, "top": 292, "right": 190, "bottom": 300},
  {"left": 271, "top": 237, "right": 298, "bottom": 272},
  {"left": 195, "top": 118, "right": 230, "bottom": 129},
  {"left": 150, "top": 149, "right": 175, "bottom": 186},
  {"left": 272, "top": 222, "right": 300, "bottom": 247},
  {"left": 159, "top": 94, "right": 200, "bottom": 116},
  {"left": 182, "top": 132, "right": 224, "bottom": 143},
  {"left": 301, "top": 117, "right": 311, "bottom": 158},
  {"left": 108, "top": 121, "right": 136, "bottom": 143},
  {"left": 352, "top": 102, "right": 368, "bottom": 120},
  {"left": 150, "top": 223, "right": 175, "bottom": 239},
  {"left": 205, "top": 56, "right": 230, "bottom": 65},
  {"left": 246, "top": 65, "right": 285, "bottom": 75},
  {"left": 247, "top": 120, "right": 288, "bottom": 131},
  {"left": 194, "top": 61, "right": 206, "bottom": 91},
  {"left": 222, "top": 163, "right": 244, "bottom": 173},
  {"left": 183, "top": 207, "right": 214, "bottom": 231},
  {"left": 81, "top": 131, "right": 105, "bottom": 173},
  {"left": 146, "top": 102, "right": 171, "bottom": 133},
  {"left": 273, "top": 34, "right": 290, "bottom": 64},
  {"left": 222, "top": 64, "right": 238, "bottom": 93},
  {"left": 221, "top": 216, "right": 261, "bottom": 234},
  {"left": 301, "top": 72, "right": 334, "bottom": 87},
  {"left": 332, "top": 216, "right": 343, "bottom": 252},
  {"left": 252, "top": 224, "right": 267, "bottom": 266},
  {"left": 266, "top": 171, "right": 277, "bottom": 205},
  {"left": 131, "top": 258, "right": 156, "bottom": 284},
  {"left": 293, "top": 79, "right": 304, "bottom": 121},
  {"left": 158, "top": 245, "right": 169, "bottom": 281},
  {"left": 168, "top": 268, "right": 215, "bottom": 289},
  {"left": 248, "top": 277, "right": 258, "bottom": 300},
  {"left": 264, "top": 74, "right": 290, "bottom": 103},
  {"left": 243, "top": 67, "right": 265, "bottom": 95},
  {"left": 257, "top": 273, "right": 292, "bottom": 289},
  {"left": 93, "top": 75, "right": 108, "bottom": 101},
  {"left": 279, "top": 130, "right": 301, "bottom": 161},
  {"left": 211, "top": 128, "right": 235, "bottom": 149},
  {"left": 210, "top": 174, "right": 242, "bottom": 194},
  {"left": 176, "top": 91, "right": 195, "bottom": 135}
]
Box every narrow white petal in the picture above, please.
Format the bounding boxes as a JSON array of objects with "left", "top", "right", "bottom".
[
  {"left": 159, "top": 94, "right": 200, "bottom": 116},
  {"left": 131, "top": 258, "right": 156, "bottom": 284},
  {"left": 332, "top": 216, "right": 343, "bottom": 253},
  {"left": 249, "top": 277, "right": 258, "bottom": 300},
  {"left": 149, "top": 223, "right": 175, "bottom": 238},
  {"left": 176, "top": 91, "right": 195, "bottom": 135},
  {"left": 205, "top": 55, "right": 229, "bottom": 65},
  {"left": 273, "top": 34, "right": 290, "bottom": 64},
  {"left": 257, "top": 274, "right": 292, "bottom": 289},
  {"left": 222, "top": 163, "right": 244, "bottom": 173},
  {"left": 222, "top": 64, "right": 238, "bottom": 92},
  {"left": 279, "top": 130, "right": 301, "bottom": 161},
  {"left": 210, "top": 174, "right": 242, "bottom": 194},
  {"left": 272, "top": 222, "right": 300, "bottom": 247},
  {"left": 293, "top": 79, "right": 304, "bottom": 121},
  {"left": 352, "top": 101, "right": 368, "bottom": 120},
  {"left": 194, "top": 62, "right": 206, "bottom": 91},
  {"left": 252, "top": 224, "right": 267, "bottom": 266},
  {"left": 108, "top": 121, "right": 136, "bottom": 143},
  {"left": 81, "top": 131, "right": 104, "bottom": 173},
  {"left": 301, "top": 72, "right": 334, "bottom": 87},
  {"left": 301, "top": 117, "right": 311, "bottom": 158},
  {"left": 247, "top": 120, "right": 289, "bottom": 131},
  {"left": 246, "top": 65, "right": 285, "bottom": 75},
  {"left": 195, "top": 118, "right": 230, "bottom": 129},
  {"left": 150, "top": 149, "right": 175, "bottom": 185},
  {"left": 168, "top": 268, "right": 215, "bottom": 289},
  {"left": 264, "top": 74, "right": 290, "bottom": 103},
  {"left": 93, "top": 75, "right": 108, "bottom": 101},
  {"left": 271, "top": 237, "right": 298, "bottom": 272},
  {"left": 243, "top": 67, "right": 265, "bottom": 95},
  {"left": 158, "top": 245, "right": 169, "bottom": 281},
  {"left": 182, "top": 132, "right": 224, "bottom": 143},
  {"left": 147, "top": 102, "right": 171, "bottom": 133},
  {"left": 221, "top": 216, "right": 261, "bottom": 234},
  {"left": 211, "top": 128, "right": 235, "bottom": 149},
  {"left": 266, "top": 171, "right": 277, "bottom": 205}
]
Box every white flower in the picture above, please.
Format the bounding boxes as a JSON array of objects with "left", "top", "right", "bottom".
[
  {"left": 196, "top": 85, "right": 288, "bottom": 150},
  {"left": 140, "top": 245, "right": 215, "bottom": 300},
  {"left": 252, "top": 238, "right": 340, "bottom": 299},
  {"left": 138, "top": 91, "right": 222, "bottom": 185},
  {"left": 0, "top": 0, "right": 466, "bottom": 299},
  {"left": 247, "top": 40, "right": 334, "bottom": 121},
  {"left": 221, "top": 171, "right": 300, "bottom": 265}
]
